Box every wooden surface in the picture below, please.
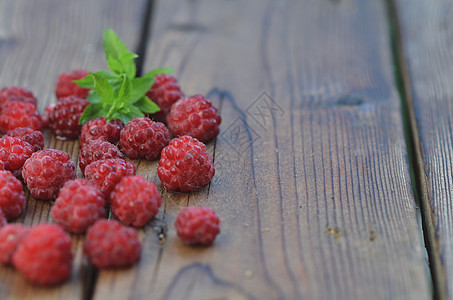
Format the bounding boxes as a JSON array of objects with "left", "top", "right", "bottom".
[
  {"left": 0, "top": 0, "right": 147, "bottom": 299},
  {"left": 395, "top": 0, "right": 453, "bottom": 298},
  {"left": 92, "top": 0, "right": 431, "bottom": 299},
  {"left": 0, "top": 0, "right": 447, "bottom": 299}
]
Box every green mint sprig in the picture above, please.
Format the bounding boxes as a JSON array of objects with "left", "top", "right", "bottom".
[{"left": 75, "top": 28, "right": 172, "bottom": 125}]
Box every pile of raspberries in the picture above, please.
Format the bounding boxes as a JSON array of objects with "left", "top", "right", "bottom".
[{"left": 0, "top": 70, "right": 221, "bottom": 285}]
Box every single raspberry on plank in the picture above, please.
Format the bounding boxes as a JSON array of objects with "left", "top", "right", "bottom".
[
  {"left": 48, "top": 96, "right": 89, "bottom": 139},
  {"left": 84, "top": 158, "right": 136, "bottom": 199},
  {"left": 158, "top": 136, "right": 215, "bottom": 192},
  {"left": 146, "top": 74, "right": 184, "bottom": 123},
  {"left": 0, "top": 170, "right": 25, "bottom": 220},
  {"left": 84, "top": 219, "right": 141, "bottom": 269},
  {"left": 0, "top": 224, "right": 29, "bottom": 265},
  {"left": 80, "top": 117, "right": 124, "bottom": 146},
  {"left": 79, "top": 139, "right": 124, "bottom": 172},
  {"left": 0, "top": 136, "right": 34, "bottom": 177},
  {"left": 6, "top": 127, "right": 44, "bottom": 152},
  {"left": 175, "top": 206, "right": 220, "bottom": 246},
  {"left": 51, "top": 179, "right": 106, "bottom": 234},
  {"left": 110, "top": 175, "right": 162, "bottom": 227},
  {"left": 0, "top": 101, "right": 42, "bottom": 134},
  {"left": 119, "top": 117, "right": 170, "bottom": 160},
  {"left": 167, "top": 94, "right": 221, "bottom": 143},
  {"left": 22, "top": 149, "right": 76, "bottom": 200},
  {"left": 13, "top": 224, "right": 73, "bottom": 285},
  {"left": 55, "top": 69, "right": 91, "bottom": 99},
  {"left": 0, "top": 86, "right": 37, "bottom": 110}
]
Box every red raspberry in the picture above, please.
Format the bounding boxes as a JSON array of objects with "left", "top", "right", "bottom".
[
  {"left": 0, "top": 86, "right": 37, "bottom": 110},
  {"left": 6, "top": 127, "right": 44, "bottom": 152},
  {"left": 13, "top": 224, "right": 72, "bottom": 285},
  {"left": 146, "top": 74, "right": 184, "bottom": 122},
  {"left": 0, "top": 136, "right": 34, "bottom": 177},
  {"left": 158, "top": 136, "right": 215, "bottom": 192},
  {"left": 22, "top": 149, "right": 76, "bottom": 200},
  {"left": 119, "top": 117, "right": 170, "bottom": 160},
  {"left": 55, "top": 69, "right": 90, "bottom": 99},
  {"left": 0, "top": 101, "right": 41, "bottom": 133},
  {"left": 167, "top": 95, "right": 221, "bottom": 142},
  {"left": 0, "top": 161, "right": 4, "bottom": 171},
  {"left": 0, "top": 209, "right": 7, "bottom": 227},
  {"left": 79, "top": 140, "right": 124, "bottom": 172},
  {"left": 84, "top": 158, "right": 136, "bottom": 199},
  {"left": 0, "top": 171, "right": 25, "bottom": 220},
  {"left": 0, "top": 224, "right": 29, "bottom": 265},
  {"left": 110, "top": 176, "right": 162, "bottom": 227},
  {"left": 51, "top": 179, "right": 106, "bottom": 234},
  {"left": 175, "top": 206, "right": 220, "bottom": 245},
  {"left": 48, "top": 96, "right": 89, "bottom": 139},
  {"left": 83, "top": 219, "right": 141, "bottom": 268},
  {"left": 80, "top": 117, "right": 124, "bottom": 146}
]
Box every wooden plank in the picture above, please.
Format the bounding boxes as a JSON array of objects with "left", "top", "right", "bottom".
[
  {"left": 394, "top": 0, "right": 453, "bottom": 298},
  {"left": 93, "top": 0, "right": 431, "bottom": 299},
  {"left": 0, "top": 0, "right": 147, "bottom": 299}
]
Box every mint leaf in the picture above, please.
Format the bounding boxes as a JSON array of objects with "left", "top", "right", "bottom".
[
  {"left": 104, "top": 28, "right": 137, "bottom": 79},
  {"left": 77, "top": 29, "right": 173, "bottom": 125},
  {"left": 79, "top": 103, "right": 104, "bottom": 125},
  {"left": 114, "top": 75, "right": 132, "bottom": 105},
  {"left": 74, "top": 74, "right": 94, "bottom": 89},
  {"left": 86, "top": 92, "right": 102, "bottom": 104},
  {"left": 103, "top": 29, "right": 131, "bottom": 61},
  {"left": 92, "top": 72, "right": 114, "bottom": 103},
  {"left": 136, "top": 96, "right": 161, "bottom": 114},
  {"left": 129, "top": 77, "right": 155, "bottom": 103}
]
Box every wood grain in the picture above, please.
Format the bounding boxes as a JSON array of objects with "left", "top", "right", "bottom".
[
  {"left": 394, "top": 0, "right": 453, "bottom": 298},
  {"left": 0, "top": 0, "right": 147, "bottom": 299},
  {"left": 93, "top": 0, "right": 431, "bottom": 299}
]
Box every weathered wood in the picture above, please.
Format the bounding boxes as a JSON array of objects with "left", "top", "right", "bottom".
[
  {"left": 394, "top": 0, "right": 453, "bottom": 298},
  {"left": 0, "top": 0, "right": 147, "bottom": 299},
  {"left": 93, "top": 0, "right": 431, "bottom": 299}
]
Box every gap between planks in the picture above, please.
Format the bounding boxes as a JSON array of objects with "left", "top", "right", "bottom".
[{"left": 386, "top": 0, "right": 444, "bottom": 299}]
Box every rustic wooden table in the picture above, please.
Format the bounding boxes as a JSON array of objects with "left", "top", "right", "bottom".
[{"left": 0, "top": 0, "right": 452, "bottom": 299}]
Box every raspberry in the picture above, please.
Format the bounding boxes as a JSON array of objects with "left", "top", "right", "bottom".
[
  {"left": 0, "top": 160, "right": 4, "bottom": 171},
  {"left": 84, "top": 158, "right": 136, "bottom": 199},
  {"left": 0, "top": 171, "right": 25, "bottom": 220},
  {"left": 146, "top": 74, "right": 184, "bottom": 122},
  {"left": 110, "top": 176, "right": 162, "bottom": 227},
  {"left": 167, "top": 95, "right": 221, "bottom": 142},
  {"left": 48, "top": 96, "right": 89, "bottom": 139},
  {"left": 13, "top": 224, "right": 72, "bottom": 285},
  {"left": 158, "top": 136, "right": 215, "bottom": 192},
  {"left": 6, "top": 127, "right": 44, "bottom": 152},
  {"left": 80, "top": 117, "right": 124, "bottom": 146},
  {"left": 79, "top": 139, "right": 124, "bottom": 172},
  {"left": 0, "top": 86, "right": 37, "bottom": 110},
  {"left": 119, "top": 117, "right": 170, "bottom": 160},
  {"left": 0, "top": 101, "right": 41, "bottom": 133},
  {"left": 0, "top": 209, "right": 7, "bottom": 227},
  {"left": 0, "top": 224, "right": 29, "bottom": 265},
  {"left": 22, "top": 149, "right": 76, "bottom": 200},
  {"left": 83, "top": 219, "right": 141, "bottom": 269},
  {"left": 175, "top": 206, "right": 220, "bottom": 246},
  {"left": 51, "top": 179, "right": 106, "bottom": 234},
  {"left": 55, "top": 69, "right": 90, "bottom": 99},
  {"left": 0, "top": 136, "right": 34, "bottom": 177}
]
